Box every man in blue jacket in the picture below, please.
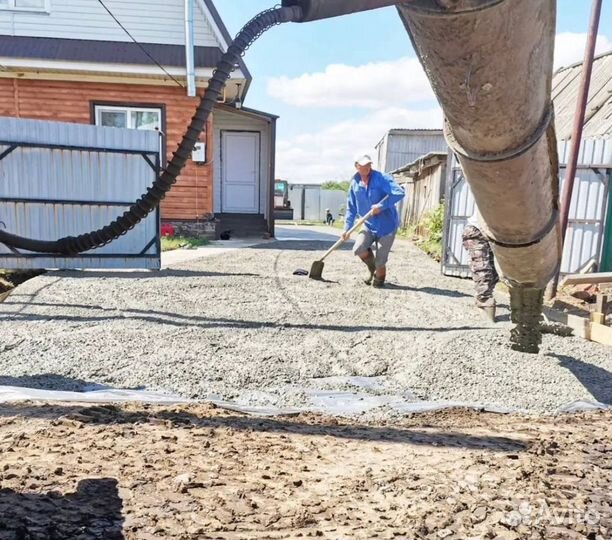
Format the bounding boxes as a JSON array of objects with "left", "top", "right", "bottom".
[{"left": 342, "top": 155, "right": 405, "bottom": 288}]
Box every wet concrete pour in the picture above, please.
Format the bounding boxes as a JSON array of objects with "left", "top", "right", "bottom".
[{"left": 0, "top": 238, "right": 610, "bottom": 414}]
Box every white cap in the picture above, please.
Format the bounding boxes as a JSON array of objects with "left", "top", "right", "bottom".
[{"left": 355, "top": 154, "right": 373, "bottom": 166}]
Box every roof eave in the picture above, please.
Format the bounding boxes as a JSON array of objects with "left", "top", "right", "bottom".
[{"left": 202, "top": 0, "right": 253, "bottom": 100}]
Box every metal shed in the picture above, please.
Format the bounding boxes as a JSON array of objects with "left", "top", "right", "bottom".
[{"left": 375, "top": 129, "right": 448, "bottom": 174}]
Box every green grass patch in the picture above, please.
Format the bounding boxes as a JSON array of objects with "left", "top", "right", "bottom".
[
  {"left": 401, "top": 204, "right": 444, "bottom": 262},
  {"left": 161, "top": 236, "right": 210, "bottom": 252}
]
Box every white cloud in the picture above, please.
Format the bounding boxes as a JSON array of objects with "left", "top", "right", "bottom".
[
  {"left": 267, "top": 57, "right": 434, "bottom": 109},
  {"left": 276, "top": 106, "right": 443, "bottom": 182},
  {"left": 271, "top": 30, "right": 612, "bottom": 182},
  {"left": 554, "top": 32, "right": 612, "bottom": 70},
  {"left": 268, "top": 33, "right": 612, "bottom": 110}
]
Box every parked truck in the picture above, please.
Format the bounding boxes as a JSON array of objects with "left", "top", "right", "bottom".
[{"left": 274, "top": 180, "right": 294, "bottom": 220}]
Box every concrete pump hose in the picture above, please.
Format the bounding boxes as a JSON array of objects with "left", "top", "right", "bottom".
[
  {"left": 280, "top": 0, "right": 400, "bottom": 21},
  {"left": 396, "top": 0, "right": 561, "bottom": 288}
]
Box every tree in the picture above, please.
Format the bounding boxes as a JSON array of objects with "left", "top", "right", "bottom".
[{"left": 321, "top": 181, "right": 350, "bottom": 192}]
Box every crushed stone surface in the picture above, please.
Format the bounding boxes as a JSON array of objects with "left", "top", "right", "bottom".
[
  {"left": 0, "top": 238, "right": 611, "bottom": 414},
  {"left": 0, "top": 403, "right": 610, "bottom": 539}
]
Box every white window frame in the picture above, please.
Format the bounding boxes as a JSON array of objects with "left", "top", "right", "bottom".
[
  {"left": 94, "top": 104, "right": 164, "bottom": 164},
  {"left": 0, "top": 0, "right": 51, "bottom": 13},
  {"left": 94, "top": 105, "right": 162, "bottom": 132}
]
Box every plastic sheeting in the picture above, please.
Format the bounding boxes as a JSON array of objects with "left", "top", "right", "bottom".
[{"left": 0, "top": 382, "right": 609, "bottom": 417}]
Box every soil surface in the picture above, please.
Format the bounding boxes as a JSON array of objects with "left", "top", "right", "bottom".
[
  {"left": 0, "top": 270, "right": 43, "bottom": 296},
  {"left": 0, "top": 403, "right": 610, "bottom": 540}
]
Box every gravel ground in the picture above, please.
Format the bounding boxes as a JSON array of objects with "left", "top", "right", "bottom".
[{"left": 0, "top": 237, "right": 611, "bottom": 414}]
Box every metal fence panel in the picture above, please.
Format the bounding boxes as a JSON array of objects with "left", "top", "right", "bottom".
[
  {"left": 303, "top": 188, "right": 321, "bottom": 222},
  {"left": 558, "top": 137, "right": 612, "bottom": 166},
  {"left": 0, "top": 117, "right": 161, "bottom": 270},
  {"left": 560, "top": 167, "right": 609, "bottom": 273},
  {"left": 442, "top": 163, "right": 610, "bottom": 278},
  {"left": 320, "top": 190, "right": 346, "bottom": 221},
  {"left": 442, "top": 168, "right": 476, "bottom": 277},
  {"left": 288, "top": 186, "right": 304, "bottom": 220}
]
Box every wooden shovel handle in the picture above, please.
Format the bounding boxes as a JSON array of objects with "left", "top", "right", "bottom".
[{"left": 318, "top": 195, "right": 389, "bottom": 263}]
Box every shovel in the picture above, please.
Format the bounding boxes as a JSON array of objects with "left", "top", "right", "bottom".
[{"left": 309, "top": 195, "right": 388, "bottom": 280}]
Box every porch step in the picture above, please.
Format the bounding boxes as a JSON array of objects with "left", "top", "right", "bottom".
[{"left": 215, "top": 213, "right": 268, "bottom": 238}]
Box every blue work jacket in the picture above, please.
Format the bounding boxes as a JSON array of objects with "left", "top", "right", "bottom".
[{"left": 344, "top": 170, "right": 405, "bottom": 237}]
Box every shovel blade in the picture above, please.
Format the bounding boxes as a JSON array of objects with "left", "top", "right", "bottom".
[{"left": 309, "top": 260, "right": 325, "bottom": 280}]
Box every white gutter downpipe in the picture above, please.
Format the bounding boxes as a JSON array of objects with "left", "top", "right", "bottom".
[{"left": 184, "top": 0, "right": 196, "bottom": 97}]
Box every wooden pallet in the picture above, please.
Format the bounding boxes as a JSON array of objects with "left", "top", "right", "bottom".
[
  {"left": 545, "top": 293, "right": 611, "bottom": 346},
  {"left": 562, "top": 272, "right": 612, "bottom": 286}
]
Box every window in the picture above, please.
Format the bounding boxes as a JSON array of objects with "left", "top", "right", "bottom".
[
  {"left": 0, "top": 0, "right": 49, "bottom": 12},
  {"left": 95, "top": 104, "right": 164, "bottom": 164},
  {"left": 94, "top": 105, "right": 162, "bottom": 132},
  {"left": 274, "top": 181, "right": 287, "bottom": 196}
]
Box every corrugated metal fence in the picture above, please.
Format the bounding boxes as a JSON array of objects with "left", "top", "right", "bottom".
[
  {"left": 288, "top": 185, "right": 346, "bottom": 222},
  {"left": 442, "top": 143, "right": 612, "bottom": 277},
  {"left": 0, "top": 117, "right": 161, "bottom": 270}
]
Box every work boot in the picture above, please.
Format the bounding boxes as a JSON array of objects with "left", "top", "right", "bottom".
[
  {"left": 372, "top": 266, "right": 386, "bottom": 288},
  {"left": 362, "top": 250, "right": 376, "bottom": 285},
  {"left": 476, "top": 298, "right": 496, "bottom": 322},
  {"left": 372, "top": 276, "right": 385, "bottom": 288}
]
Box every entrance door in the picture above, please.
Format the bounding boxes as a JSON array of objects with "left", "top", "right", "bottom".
[{"left": 221, "top": 131, "right": 259, "bottom": 213}]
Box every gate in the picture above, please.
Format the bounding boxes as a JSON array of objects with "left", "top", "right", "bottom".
[
  {"left": 0, "top": 117, "right": 161, "bottom": 270},
  {"left": 441, "top": 166, "right": 476, "bottom": 278}
]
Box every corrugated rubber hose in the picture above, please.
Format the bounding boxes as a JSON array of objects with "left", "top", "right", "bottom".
[{"left": 0, "top": 5, "right": 303, "bottom": 255}]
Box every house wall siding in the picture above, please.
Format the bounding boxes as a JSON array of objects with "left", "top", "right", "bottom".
[
  {"left": 395, "top": 162, "right": 446, "bottom": 229},
  {"left": 0, "top": 77, "right": 213, "bottom": 220},
  {"left": 0, "top": 0, "right": 220, "bottom": 47}
]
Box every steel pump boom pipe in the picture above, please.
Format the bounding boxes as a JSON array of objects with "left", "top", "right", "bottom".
[{"left": 284, "top": 0, "right": 561, "bottom": 352}]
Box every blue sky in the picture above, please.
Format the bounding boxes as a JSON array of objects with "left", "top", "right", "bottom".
[{"left": 215, "top": 1, "right": 612, "bottom": 182}]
